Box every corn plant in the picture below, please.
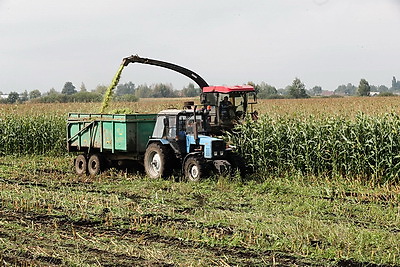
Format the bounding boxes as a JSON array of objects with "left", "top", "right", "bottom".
[
  {"left": 229, "top": 112, "right": 400, "bottom": 183},
  {"left": 0, "top": 114, "right": 65, "bottom": 156}
]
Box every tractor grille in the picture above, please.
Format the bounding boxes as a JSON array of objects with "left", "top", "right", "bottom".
[{"left": 212, "top": 140, "right": 225, "bottom": 158}]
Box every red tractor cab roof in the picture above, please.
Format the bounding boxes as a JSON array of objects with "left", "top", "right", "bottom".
[{"left": 202, "top": 85, "right": 255, "bottom": 94}]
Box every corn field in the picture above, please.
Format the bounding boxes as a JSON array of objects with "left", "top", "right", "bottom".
[
  {"left": 3, "top": 98, "right": 400, "bottom": 183},
  {"left": 0, "top": 114, "right": 65, "bottom": 156},
  {"left": 229, "top": 112, "right": 400, "bottom": 183}
]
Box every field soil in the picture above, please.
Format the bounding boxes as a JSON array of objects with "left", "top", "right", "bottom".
[{"left": 1, "top": 156, "right": 399, "bottom": 266}]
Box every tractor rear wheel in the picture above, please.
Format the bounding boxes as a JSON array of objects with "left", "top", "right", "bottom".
[
  {"left": 88, "top": 154, "right": 103, "bottom": 176},
  {"left": 75, "top": 154, "right": 87, "bottom": 175},
  {"left": 184, "top": 156, "right": 208, "bottom": 182},
  {"left": 144, "top": 143, "right": 173, "bottom": 179}
]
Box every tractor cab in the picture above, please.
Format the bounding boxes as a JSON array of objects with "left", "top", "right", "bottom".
[
  {"left": 200, "top": 85, "right": 257, "bottom": 133},
  {"left": 150, "top": 108, "right": 225, "bottom": 158}
]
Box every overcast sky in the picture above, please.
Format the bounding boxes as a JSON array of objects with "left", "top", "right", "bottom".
[{"left": 1, "top": 0, "right": 400, "bottom": 93}]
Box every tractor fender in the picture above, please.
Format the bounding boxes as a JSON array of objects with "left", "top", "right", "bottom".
[{"left": 147, "top": 138, "right": 170, "bottom": 146}]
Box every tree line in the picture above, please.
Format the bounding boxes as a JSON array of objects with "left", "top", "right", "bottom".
[
  {"left": 0, "top": 82, "right": 201, "bottom": 104},
  {"left": 1, "top": 76, "right": 399, "bottom": 104},
  {"left": 251, "top": 76, "right": 400, "bottom": 99}
]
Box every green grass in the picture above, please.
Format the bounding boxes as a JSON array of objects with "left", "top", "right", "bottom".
[{"left": 0, "top": 156, "right": 399, "bottom": 265}]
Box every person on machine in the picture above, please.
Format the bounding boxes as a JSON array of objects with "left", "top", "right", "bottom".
[{"left": 220, "top": 96, "right": 234, "bottom": 122}]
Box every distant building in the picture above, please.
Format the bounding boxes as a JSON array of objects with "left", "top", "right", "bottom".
[
  {"left": 0, "top": 94, "right": 8, "bottom": 99},
  {"left": 370, "top": 92, "right": 380, "bottom": 96},
  {"left": 321, "top": 91, "right": 334, "bottom": 96}
]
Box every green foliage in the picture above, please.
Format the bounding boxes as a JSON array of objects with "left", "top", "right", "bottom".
[
  {"left": 0, "top": 114, "right": 65, "bottom": 155},
  {"left": 229, "top": 112, "right": 400, "bottom": 184},
  {"left": 254, "top": 82, "right": 278, "bottom": 99},
  {"left": 114, "top": 94, "right": 139, "bottom": 102},
  {"left": 7, "top": 92, "right": 19, "bottom": 103},
  {"left": 61, "top": 81, "right": 77, "bottom": 95},
  {"left": 115, "top": 82, "right": 135, "bottom": 96},
  {"left": 357, "top": 78, "right": 371, "bottom": 96},
  {"left": 135, "top": 84, "right": 152, "bottom": 98},
  {"left": 309, "top": 85, "right": 322, "bottom": 96},
  {"left": 100, "top": 65, "right": 125, "bottom": 113},
  {"left": 181, "top": 83, "right": 201, "bottom": 97},
  {"left": 31, "top": 91, "right": 102, "bottom": 103},
  {"left": 69, "top": 91, "right": 102, "bottom": 102},
  {"left": 334, "top": 83, "right": 357, "bottom": 96},
  {"left": 288, "top": 78, "right": 309, "bottom": 98},
  {"left": 134, "top": 83, "right": 178, "bottom": 98},
  {"left": 29, "top": 89, "right": 41, "bottom": 99},
  {"left": 94, "top": 84, "right": 108, "bottom": 94},
  {"left": 391, "top": 76, "right": 400, "bottom": 91},
  {"left": 377, "top": 92, "right": 397, "bottom": 97},
  {"left": 152, "top": 83, "right": 177, "bottom": 98},
  {"left": 1, "top": 156, "right": 399, "bottom": 265},
  {"left": 79, "top": 82, "right": 87, "bottom": 92}
]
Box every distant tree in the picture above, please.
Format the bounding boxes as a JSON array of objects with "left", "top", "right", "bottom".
[
  {"left": 7, "top": 92, "right": 19, "bottom": 103},
  {"left": 29, "top": 89, "right": 42, "bottom": 99},
  {"left": 80, "top": 82, "right": 87, "bottom": 92},
  {"left": 257, "top": 82, "right": 278, "bottom": 99},
  {"left": 116, "top": 82, "right": 135, "bottom": 96},
  {"left": 391, "top": 76, "right": 400, "bottom": 91},
  {"left": 94, "top": 84, "right": 108, "bottom": 94},
  {"left": 370, "top": 85, "right": 378, "bottom": 92},
  {"left": 135, "top": 84, "right": 151, "bottom": 98},
  {"left": 334, "top": 83, "right": 357, "bottom": 96},
  {"left": 152, "top": 83, "right": 176, "bottom": 98},
  {"left": 181, "top": 83, "right": 200, "bottom": 97},
  {"left": 278, "top": 87, "right": 290, "bottom": 96},
  {"left": 61, "top": 82, "right": 77, "bottom": 95},
  {"left": 378, "top": 85, "right": 389, "bottom": 93},
  {"left": 288, "top": 78, "right": 309, "bottom": 99},
  {"left": 357, "top": 79, "right": 371, "bottom": 96},
  {"left": 310, "top": 86, "right": 322, "bottom": 96},
  {"left": 20, "top": 90, "right": 28, "bottom": 102},
  {"left": 48, "top": 88, "right": 58, "bottom": 95}
]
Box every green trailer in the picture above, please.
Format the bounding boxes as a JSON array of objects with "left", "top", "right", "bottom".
[{"left": 67, "top": 113, "right": 157, "bottom": 175}]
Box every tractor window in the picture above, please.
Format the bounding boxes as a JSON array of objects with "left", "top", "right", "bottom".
[
  {"left": 153, "top": 115, "right": 166, "bottom": 138},
  {"left": 166, "top": 116, "right": 176, "bottom": 138},
  {"left": 178, "top": 116, "right": 186, "bottom": 132},
  {"left": 233, "top": 95, "right": 246, "bottom": 113},
  {"left": 186, "top": 114, "right": 204, "bottom": 134}
]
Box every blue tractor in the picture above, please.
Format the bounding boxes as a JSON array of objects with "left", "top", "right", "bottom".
[{"left": 144, "top": 106, "right": 244, "bottom": 181}]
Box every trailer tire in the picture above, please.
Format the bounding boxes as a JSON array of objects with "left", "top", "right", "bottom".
[
  {"left": 88, "top": 154, "right": 103, "bottom": 176},
  {"left": 75, "top": 154, "right": 87, "bottom": 175},
  {"left": 184, "top": 156, "right": 208, "bottom": 182},
  {"left": 144, "top": 143, "right": 173, "bottom": 179}
]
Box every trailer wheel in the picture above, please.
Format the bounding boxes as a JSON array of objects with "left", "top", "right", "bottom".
[
  {"left": 144, "top": 143, "right": 173, "bottom": 179},
  {"left": 88, "top": 154, "right": 103, "bottom": 176},
  {"left": 184, "top": 156, "right": 207, "bottom": 182},
  {"left": 75, "top": 154, "right": 87, "bottom": 175}
]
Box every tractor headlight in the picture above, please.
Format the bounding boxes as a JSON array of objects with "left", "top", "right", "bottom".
[{"left": 214, "top": 151, "right": 218, "bottom": 157}]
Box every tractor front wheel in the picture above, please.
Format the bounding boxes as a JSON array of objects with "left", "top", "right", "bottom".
[{"left": 184, "top": 156, "right": 208, "bottom": 182}]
